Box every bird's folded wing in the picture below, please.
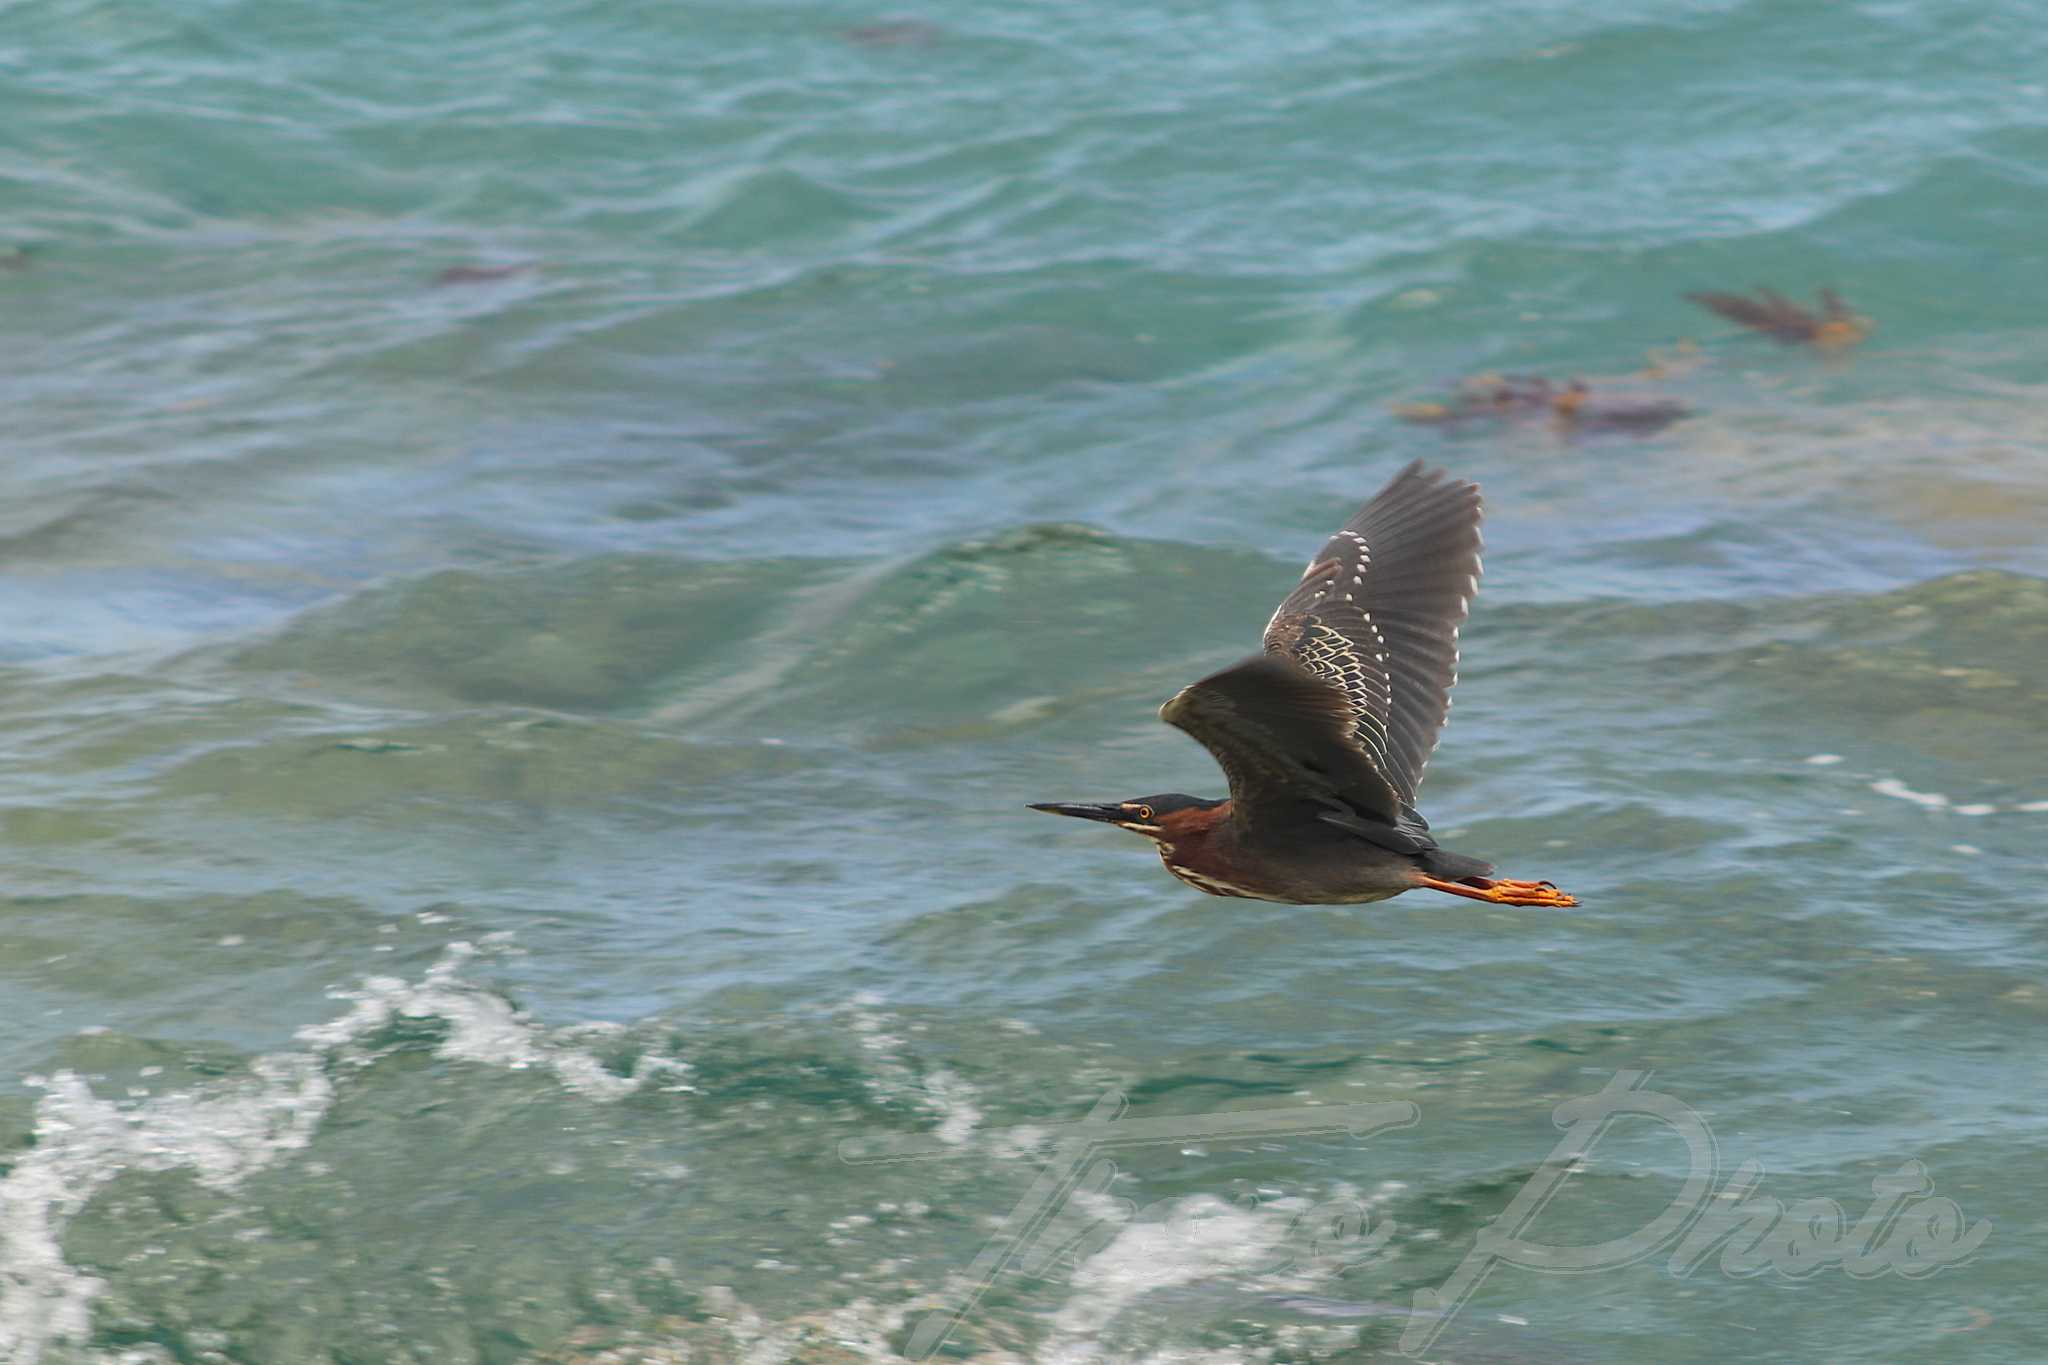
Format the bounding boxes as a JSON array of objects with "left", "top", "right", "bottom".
[
  {"left": 1260, "top": 460, "right": 1482, "bottom": 807},
  {"left": 1160, "top": 654, "right": 1401, "bottom": 826}
]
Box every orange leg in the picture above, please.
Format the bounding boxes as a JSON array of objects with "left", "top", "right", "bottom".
[{"left": 1414, "top": 874, "right": 1577, "bottom": 908}]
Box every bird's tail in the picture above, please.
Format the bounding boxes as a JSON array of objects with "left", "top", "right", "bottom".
[{"left": 1419, "top": 847, "right": 1494, "bottom": 881}]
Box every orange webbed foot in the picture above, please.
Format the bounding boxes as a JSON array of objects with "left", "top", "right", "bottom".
[
  {"left": 1415, "top": 874, "right": 1578, "bottom": 908},
  {"left": 1479, "top": 878, "right": 1578, "bottom": 907}
]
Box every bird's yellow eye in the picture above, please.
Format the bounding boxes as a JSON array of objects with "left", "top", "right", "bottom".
[{"left": 1132, "top": 805, "right": 1154, "bottom": 821}]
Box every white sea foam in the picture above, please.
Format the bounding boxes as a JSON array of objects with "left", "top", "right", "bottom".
[
  {"left": 842, "top": 996, "right": 986, "bottom": 1147},
  {"left": 1049, "top": 1196, "right": 1294, "bottom": 1343},
  {"left": 1870, "top": 778, "right": 1949, "bottom": 810},
  {"left": 0, "top": 1057, "right": 332, "bottom": 1362},
  {"left": 0, "top": 940, "right": 661, "bottom": 1362},
  {"left": 300, "top": 942, "right": 643, "bottom": 1099},
  {"left": 924, "top": 1069, "right": 985, "bottom": 1146}
]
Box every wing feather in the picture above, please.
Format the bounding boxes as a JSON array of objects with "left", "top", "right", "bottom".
[
  {"left": 1258, "top": 461, "right": 1482, "bottom": 807},
  {"left": 1159, "top": 654, "right": 1401, "bottom": 828}
]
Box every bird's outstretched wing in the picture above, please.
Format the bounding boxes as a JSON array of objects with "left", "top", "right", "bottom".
[
  {"left": 1159, "top": 653, "right": 1410, "bottom": 834},
  {"left": 1257, "top": 460, "right": 1483, "bottom": 809}
]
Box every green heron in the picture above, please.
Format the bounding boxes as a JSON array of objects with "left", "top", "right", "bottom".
[
  {"left": 1030, "top": 461, "right": 1577, "bottom": 909},
  {"left": 1685, "top": 286, "right": 1870, "bottom": 351}
]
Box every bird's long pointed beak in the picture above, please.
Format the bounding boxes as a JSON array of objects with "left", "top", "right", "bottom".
[{"left": 1028, "top": 801, "right": 1128, "bottom": 825}]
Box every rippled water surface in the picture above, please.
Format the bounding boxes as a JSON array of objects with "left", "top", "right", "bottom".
[{"left": 4, "top": 0, "right": 2047, "bottom": 1360}]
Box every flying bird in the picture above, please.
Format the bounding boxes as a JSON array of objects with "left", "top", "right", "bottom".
[
  {"left": 1685, "top": 286, "right": 1870, "bottom": 351},
  {"left": 1031, "top": 462, "right": 1576, "bottom": 908}
]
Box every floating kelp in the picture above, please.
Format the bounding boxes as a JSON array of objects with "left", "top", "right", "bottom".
[
  {"left": 433, "top": 262, "right": 536, "bottom": 286},
  {"left": 1685, "top": 286, "right": 1871, "bottom": 351},
  {"left": 1395, "top": 374, "right": 1689, "bottom": 435},
  {"left": 842, "top": 19, "right": 943, "bottom": 47}
]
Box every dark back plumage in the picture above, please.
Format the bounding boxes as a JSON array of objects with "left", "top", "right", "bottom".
[{"left": 1159, "top": 461, "right": 1483, "bottom": 835}]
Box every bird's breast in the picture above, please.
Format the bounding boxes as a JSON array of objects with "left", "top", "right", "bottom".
[{"left": 1157, "top": 845, "right": 1259, "bottom": 899}]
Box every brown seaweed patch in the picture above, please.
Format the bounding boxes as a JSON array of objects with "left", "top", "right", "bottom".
[
  {"left": 1396, "top": 374, "right": 1688, "bottom": 436},
  {"left": 433, "top": 262, "right": 538, "bottom": 287},
  {"left": 843, "top": 19, "right": 943, "bottom": 47},
  {"left": 1685, "top": 286, "right": 1871, "bottom": 351}
]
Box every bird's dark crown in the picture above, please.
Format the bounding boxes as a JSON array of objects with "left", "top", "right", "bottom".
[
  {"left": 1124, "top": 793, "right": 1225, "bottom": 817},
  {"left": 1027, "top": 793, "right": 1227, "bottom": 838}
]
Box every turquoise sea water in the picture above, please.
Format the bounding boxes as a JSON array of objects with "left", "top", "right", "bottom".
[{"left": 4, "top": 0, "right": 2048, "bottom": 1359}]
